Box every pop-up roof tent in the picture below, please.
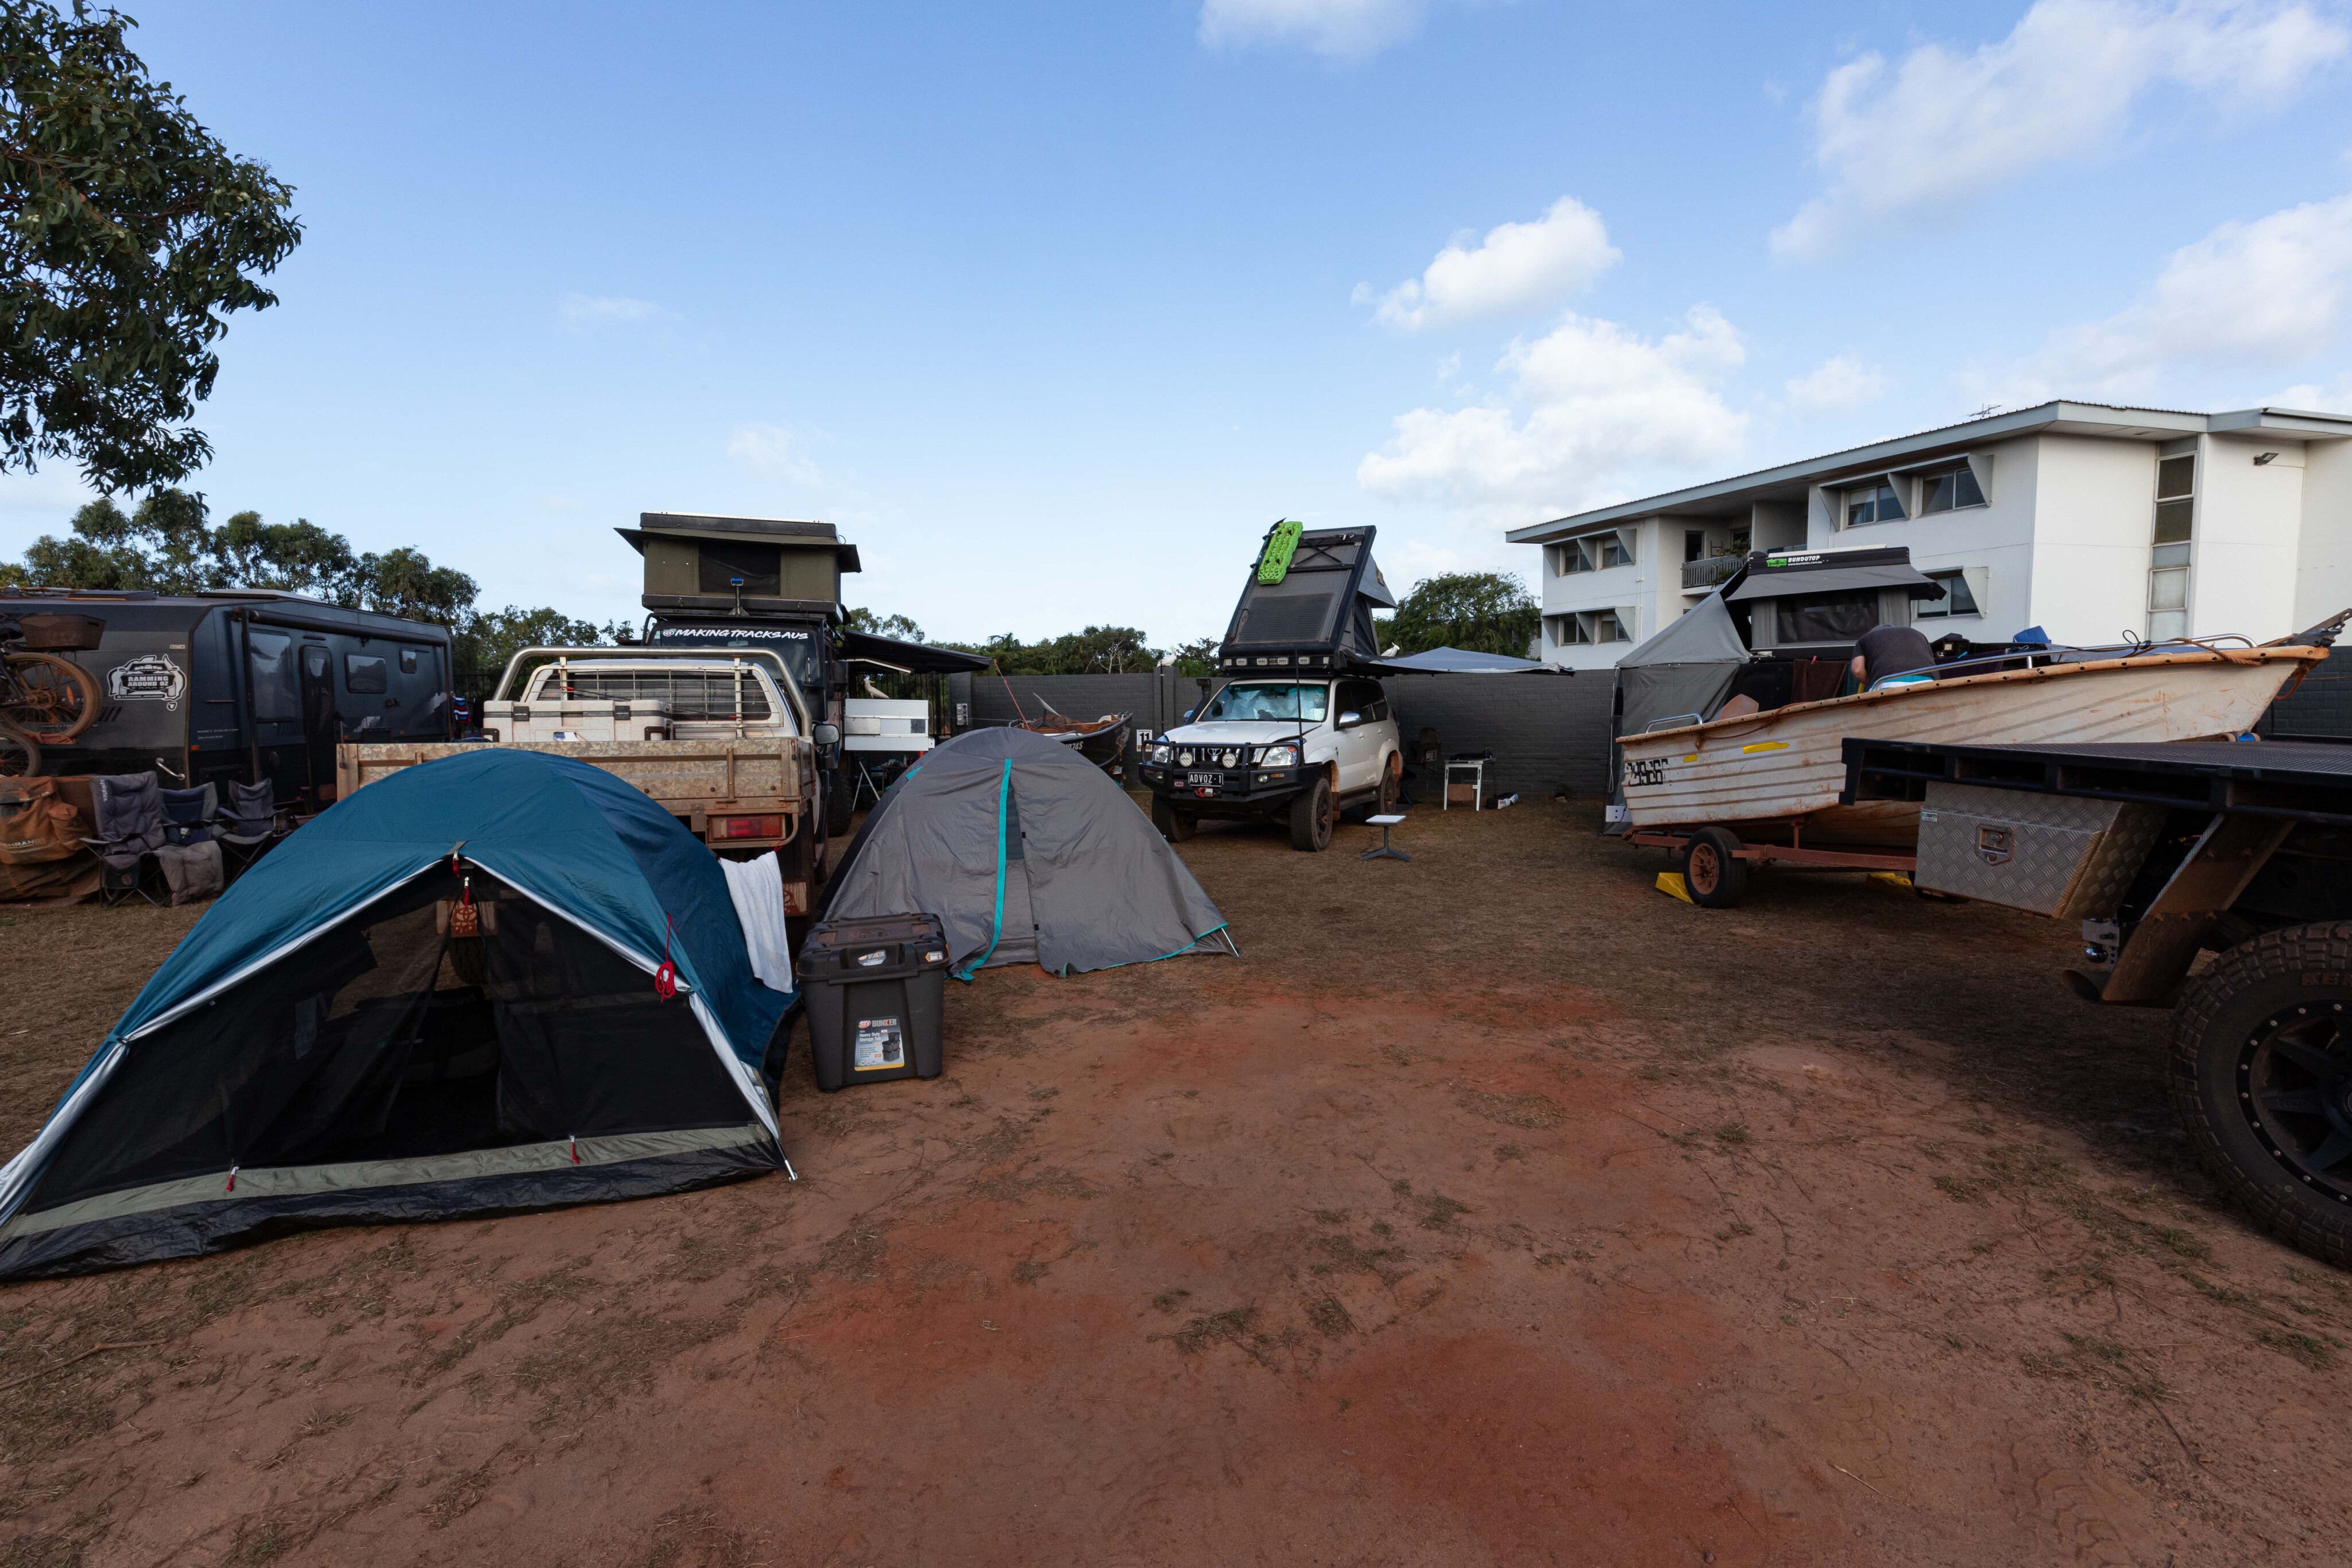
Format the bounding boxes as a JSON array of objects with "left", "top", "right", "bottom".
[
  {"left": 1214, "top": 522, "right": 1396, "bottom": 675},
  {"left": 817, "top": 726, "right": 1235, "bottom": 977},
  {"left": 0, "top": 749, "right": 790, "bottom": 1281},
  {"left": 1603, "top": 545, "right": 1944, "bottom": 825}
]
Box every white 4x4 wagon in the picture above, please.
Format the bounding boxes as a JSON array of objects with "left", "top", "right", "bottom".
[{"left": 1139, "top": 676, "right": 1402, "bottom": 851}]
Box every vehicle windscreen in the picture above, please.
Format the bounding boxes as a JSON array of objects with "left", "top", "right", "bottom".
[{"left": 1202, "top": 682, "right": 1329, "bottom": 723}]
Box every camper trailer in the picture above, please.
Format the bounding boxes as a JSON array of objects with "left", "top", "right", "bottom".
[{"left": 0, "top": 587, "right": 454, "bottom": 807}]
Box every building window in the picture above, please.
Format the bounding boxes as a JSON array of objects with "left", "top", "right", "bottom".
[
  {"left": 1553, "top": 609, "right": 1635, "bottom": 646},
  {"left": 1844, "top": 480, "right": 1905, "bottom": 527},
  {"left": 1914, "top": 569, "right": 1980, "bottom": 619},
  {"left": 2149, "top": 452, "right": 2194, "bottom": 641},
  {"left": 1684, "top": 529, "right": 1704, "bottom": 563},
  {"left": 1918, "top": 464, "right": 1987, "bottom": 515},
  {"left": 1554, "top": 529, "right": 1637, "bottom": 575}
]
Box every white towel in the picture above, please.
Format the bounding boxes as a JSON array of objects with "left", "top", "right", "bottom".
[{"left": 718, "top": 852, "right": 795, "bottom": 994}]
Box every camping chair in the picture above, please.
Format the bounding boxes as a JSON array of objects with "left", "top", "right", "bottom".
[
  {"left": 154, "top": 783, "right": 225, "bottom": 905},
  {"left": 218, "top": 779, "right": 284, "bottom": 878},
  {"left": 82, "top": 772, "right": 164, "bottom": 906}
]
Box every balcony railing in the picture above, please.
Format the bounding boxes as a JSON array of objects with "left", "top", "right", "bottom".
[{"left": 1681, "top": 555, "right": 1742, "bottom": 592}]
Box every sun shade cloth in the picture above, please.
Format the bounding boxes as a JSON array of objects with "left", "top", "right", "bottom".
[
  {"left": 1366, "top": 646, "right": 1559, "bottom": 675},
  {"left": 0, "top": 748, "right": 790, "bottom": 1279},
  {"left": 818, "top": 726, "right": 1231, "bottom": 978},
  {"left": 1727, "top": 562, "right": 1943, "bottom": 602}
]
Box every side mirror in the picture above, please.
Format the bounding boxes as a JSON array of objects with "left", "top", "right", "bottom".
[
  {"left": 1336, "top": 710, "right": 1363, "bottom": 730},
  {"left": 812, "top": 722, "right": 841, "bottom": 748}
]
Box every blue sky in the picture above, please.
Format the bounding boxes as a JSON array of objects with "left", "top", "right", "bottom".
[{"left": 3, "top": 0, "right": 2349, "bottom": 646}]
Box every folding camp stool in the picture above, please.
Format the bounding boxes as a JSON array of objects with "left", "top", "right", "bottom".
[{"left": 1360, "top": 814, "right": 1410, "bottom": 862}]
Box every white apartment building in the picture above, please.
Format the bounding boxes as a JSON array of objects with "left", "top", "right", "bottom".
[{"left": 1507, "top": 401, "right": 2352, "bottom": 671}]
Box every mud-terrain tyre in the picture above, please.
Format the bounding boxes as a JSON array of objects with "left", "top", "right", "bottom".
[
  {"left": 1289, "top": 775, "right": 1334, "bottom": 852},
  {"left": 0, "top": 719, "right": 38, "bottom": 778},
  {"left": 1681, "top": 827, "right": 1747, "bottom": 909},
  {"left": 2171, "top": 922, "right": 2352, "bottom": 1267},
  {"left": 1375, "top": 755, "right": 1401, "bottom": 817},
  {"left": 823, "top": 767, "right": 854, "bottom": 837},
  {"left": 1152, "top": 795, "right": 1196, "bottom": 843}
]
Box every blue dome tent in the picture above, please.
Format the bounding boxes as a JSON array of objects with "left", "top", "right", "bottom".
[{"left": 0, "top": 749, "right": 791, "bottom": 1280}]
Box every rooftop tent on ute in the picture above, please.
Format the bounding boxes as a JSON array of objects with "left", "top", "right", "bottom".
[
  {"left": 816, "top": 726, "right": 1235, "bottom": 977},
  {"left": 0, "top": 749, "right": 791, "bottom": 1281},
  {"left": 1215, "top": 522, "right": 1396, "bottom": 675}
]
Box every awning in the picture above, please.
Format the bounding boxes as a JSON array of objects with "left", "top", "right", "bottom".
[
  {"left": 1367, "top": 645, "right": 1562, "bottom": 675},
  {"left": 1728, "top": 562, "right": 1942, "bottom": 602},
  {"left": 838, "top": 628, "right": 993, "bottom": 675}
]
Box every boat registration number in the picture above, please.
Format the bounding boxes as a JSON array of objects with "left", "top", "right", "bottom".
[
  {"left": 1186, "top": 771, "right": 1220, "bottom": 785},
  {"left": 1624, "top": 758, "right": 1668, "bottom": 787}
]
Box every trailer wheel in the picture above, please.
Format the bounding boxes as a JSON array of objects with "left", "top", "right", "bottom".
[
  {"left": 1681, "top": 827, "right": 1748, "bottom": 908},
  {"left": 2171, "top": 923, "right": 2352, "bottom": 1266},
  {"left": 1289, "top": 776, "right": 1334, "bottom": 852},
  {"left": 1151, "top": 795, "right": 1196, "bottom": 843}
]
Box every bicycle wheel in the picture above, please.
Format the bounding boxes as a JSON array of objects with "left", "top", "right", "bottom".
[
  {"left": 0, "top": 719, "right": 38, "bottom": 778},
  {"left": 4, "top": 651, "right": 100, "bottom": 741}
]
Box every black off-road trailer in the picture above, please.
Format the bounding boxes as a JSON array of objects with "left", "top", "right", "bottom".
[{"left": 1843, "top": 733, "right": 2352, "bottom": 1264}]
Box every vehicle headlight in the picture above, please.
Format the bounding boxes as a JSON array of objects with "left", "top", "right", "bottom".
[
  {"left": 1151, "top": 742, "right": 1172, "bottom": 763},
  {"left": 1176, "top": 749, "right": 1194, "bottom": 767},
  {"left": 1260, "top": 744, "right": 1298, "bottom": 767},
  {"left": 1218, "top": 749, "right": 1240, "bottom": 768}
]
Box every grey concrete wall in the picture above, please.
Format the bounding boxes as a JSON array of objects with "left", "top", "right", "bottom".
[{"left": 947, "top": 669, "right": 1615, "bottom": 798}]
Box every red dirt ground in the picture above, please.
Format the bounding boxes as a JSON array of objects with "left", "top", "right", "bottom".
[{"left": 2, "top": 799, "right": 2348, "bottom": 1566}]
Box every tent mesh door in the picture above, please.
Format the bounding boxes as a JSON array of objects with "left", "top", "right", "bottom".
[{"left": 25, "top": 869, "right": 745, "bottom": 1217}]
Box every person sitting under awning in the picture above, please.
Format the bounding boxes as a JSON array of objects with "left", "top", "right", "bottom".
[{"left": 1848, "top": 624, "right": 1939, "bottom": 692}]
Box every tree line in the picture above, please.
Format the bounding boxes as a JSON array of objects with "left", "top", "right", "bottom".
[
  {"left": 857, "top": 571, "right": 1539, "bottom": 676},
  {"left": 0, "top": 491, "right": 631, "bottom": 677}
]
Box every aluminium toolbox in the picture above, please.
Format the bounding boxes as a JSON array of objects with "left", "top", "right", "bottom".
[
  {"left": 802, "top": 911, "right": 950, "bottom": 1090},
  {"left": 1914, "top": 781, "right": 2165, "bottom": 918}
]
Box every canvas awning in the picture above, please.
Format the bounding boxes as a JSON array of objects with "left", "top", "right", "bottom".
[
  {"left": 1728, "top": 561, "right": 1942, "bottom": 602},
  {"left": 838, "top": 628, "right": 992, "bottom": 674},
  {"left": 1368, "top": 646, "right": 1562, "bottom": 675}
]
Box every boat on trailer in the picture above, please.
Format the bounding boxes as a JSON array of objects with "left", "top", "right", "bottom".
[{"left": 1604, "top": 545, "right": 2341, "bottom": 904}]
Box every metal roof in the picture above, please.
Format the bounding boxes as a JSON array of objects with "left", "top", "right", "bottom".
[{"left": 1506, "top": 401, "right": 2352, "bottom": 545}]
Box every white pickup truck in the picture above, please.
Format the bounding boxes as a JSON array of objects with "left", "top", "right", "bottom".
[
  {"left": 1137, "top": 675, "right": 1402, "bottom": 851},
  {"left": 338, "top": 647, "right": 838, "bottom": 914}
]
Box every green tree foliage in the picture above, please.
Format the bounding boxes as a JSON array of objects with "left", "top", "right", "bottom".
[
  {"left": 1, "top": 490, "right": 632, "bottom": 678},
  {"left": 1166, "top": 636, "right": 1219, "bottom": 676},
  {"left": 845, "top": 605, "right": 925, "bottom": 642},
  {"left": 1384, "top": 571, "right": 1539, "bottom": 657},
  {"left": 950, "top": 624, "right": 1158, "bottom": 675},
  {"left": 1, "top": 3, "right": 301, "bottom": 491},
  {"left": 451, "top": 605, "right": 632, "bottom": 685}
]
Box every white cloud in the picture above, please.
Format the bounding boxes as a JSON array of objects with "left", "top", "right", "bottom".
[
  {"left": 1984, "top": 189, "right": 2352, "bottom": 402},
  {"left": 725, "top": 423, "right": 825, "bottom": 487},
  {"left": 1357, "top": 305, "right": 1747, "bottom": 523},
  {"left": 558, "top": 293, "right": 666, "bottom": 331},
  {"left": 1365, "top": 196, "right": 1620, "bottom": 331},
  {"left": 2274, "top": 371, "right": 2352, "bottom": 409},
  {"left": 1785, "top": 354, "right": 1890, "bottom": 412},
  {"left": 1198, "top": 0, "right": 1429, "bottom": 60},
  {"left": 1775, "top": 0, "right": 2349, "bottom": 259}
]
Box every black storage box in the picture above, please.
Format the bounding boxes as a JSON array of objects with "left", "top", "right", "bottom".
[{"left": 802, "top": 912, "right": 949, "bottom": 1091}]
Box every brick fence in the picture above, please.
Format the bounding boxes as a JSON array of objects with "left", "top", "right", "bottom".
[{"left": 948, "top": 669, "right": 1615, "bottom": 799}]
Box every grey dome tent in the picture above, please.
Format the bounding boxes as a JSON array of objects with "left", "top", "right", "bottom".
[{"left": 817, "top": 726, "right": 1235, "bottom": 977}]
